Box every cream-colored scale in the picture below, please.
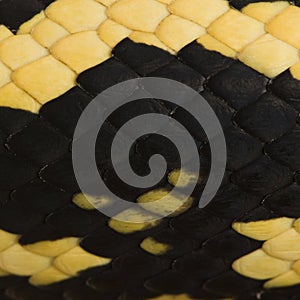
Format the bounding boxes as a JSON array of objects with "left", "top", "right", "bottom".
[
  {"left": 0, "top": 0, "right": 299, "bottom": 291},
  {"left": 0, "top": 0, "right": 299, "bottom": 112},
  {"left": 232, "top": 217, "right": 300, "bottom": 288}
]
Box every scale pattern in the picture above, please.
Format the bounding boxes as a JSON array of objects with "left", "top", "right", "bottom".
[
  {"left": 0, "top": 0, "right": 299, "bottom": 300},
  {"left": 1, "top": 0, "right": 300, "bottom": 113}
]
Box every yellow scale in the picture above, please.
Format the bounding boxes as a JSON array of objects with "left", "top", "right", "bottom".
[
  {"left": 0, "top": 0, "right": 299, "bottom": 297},
  {"left": 0, "top": 0, "right": 300, "bottom": 112}
]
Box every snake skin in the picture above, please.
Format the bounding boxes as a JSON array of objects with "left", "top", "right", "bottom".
[{"left": 0, "top": 1, "right": 300, "bottom": 300}]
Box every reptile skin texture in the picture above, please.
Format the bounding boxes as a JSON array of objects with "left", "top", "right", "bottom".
[{"left": 0, "top": 0, "right": 300, "bottom": 300}]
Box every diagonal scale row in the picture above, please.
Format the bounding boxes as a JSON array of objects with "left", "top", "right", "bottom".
[
  {"left": 233, "top": 217, "right": 300, "bottom": 289},
  {"left": 0, "top": 37, "right": 298, "bottom": 299},
  {"left": 0, "top": 0, "right": 299, "bottom": 299},
  {"left": 0, "top": 0, "right": 300, "bottom": 113}
]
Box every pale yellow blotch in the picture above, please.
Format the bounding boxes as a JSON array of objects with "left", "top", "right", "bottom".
[
  {"left": 0, "top": 244, "right": 52, "bottom": 276},
  {"left": 0, "top": 25, "right": 13, "bottom": 43},
  {"left": 46, "top": 0, "right": 107, "bottom": 33},
  {"left": 51, "top": 31, "right": 111, "bottom": 74},
  {"left": 32, "top": 18, "right": 69, "bottom": 48},
  {"left": 156, "top": 15, "right": 205, "bottom": 52},
  {"left": 168, "top": 168, "right": 200, "bottom": 188},
  {"left": 72, "top": 193, "right": 95, "bottom": 210},
  {"left": 95, "top": 0, "right": 117, "bottom": 5},
  {"left": 129, "top": 31, "right": 172, "bottom": 52},
  {"left": 168, "top": 0, "right": 229, "bottom": 27},
  {"left": 137, "top": 188, "right": 193, "bottom": 217},
  {"left": 0, "top": 230, "right": 19, "bottom": 252},
  {"left": 242, "top": 1, "right": 289, "bottom": 23},
  {"left": 292, "top": 260, "right": 300, "bottom": 274},
  {"left": 107, "top": 0, "right": 169, "bottom": 33},
  {"left": 238, "top": 34, "right": 299, "bottom": 78},
  {"left": 17, "top": 11, "right": 46, "bottom": 35},
  {"left": 97, "top": 19, "right": 132, "bottom": 48},
  {"left": 232, "top": 249, "right": 292, "bottom": 280},
  {"left": 263, "top": 228, "right": 300, "bottom": 261},
  {"left": 0, "top": 35, "right": 48, "bottom": 70},
  {"left": 72, "top": 193, "right": 113, "bottom": 210},
  {"left": 197, "top": 34, "right": 237, "bottom": 58},
  {"left": 264, "top": 270, "right": 300, "bottom": 289},
  {"left": 207, "top": 9, "right": 265, "bottom": 52},
  {"left": 29, "top": 266, "right": 71, "bottom": 286},
  {"left": 0, "top": 83, "right": 41, "bottom": 113},
  {"left": 140, "top": 237, "right": 172, "bottom": 255},
  {"left": 290, "top": 61, "right": 300, "bottom": 81},
  {"left": 232, "top": 217, "right": 295, "bottom": 241},
  {"left": 0, "top": 60, "right": 11, "bottom": 89},
  {"left": 24, "top": 237, "right": 79, "bottom": 257},
  {"left": 12, "top": 55, "right": 76, "bottom": 105},
  {"left": 54, "top": 246, "right": 111, "bottom": 276},
  {"left": 266, "top": 6, "right": 300, "bottom": 49},
  {"left": 157, "top": 0, "right": 173, "bottom": 4},
  {"left": 294, "top": 218, "right": 300, "bottom": 233},
  {"left": 108, "top": 207, "right": 161, "bottom": 234}
]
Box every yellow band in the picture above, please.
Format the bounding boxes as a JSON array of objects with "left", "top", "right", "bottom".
[{"left": 0, "top": 0, "right": 300, "bottom": 112}]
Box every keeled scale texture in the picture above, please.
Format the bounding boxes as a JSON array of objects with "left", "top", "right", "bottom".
[
  {"left": 0, "top": 0, "right": 300, "bottom": 299},
  {"left": 0, "top": 37, "right": 299, "bottom": 299}
]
